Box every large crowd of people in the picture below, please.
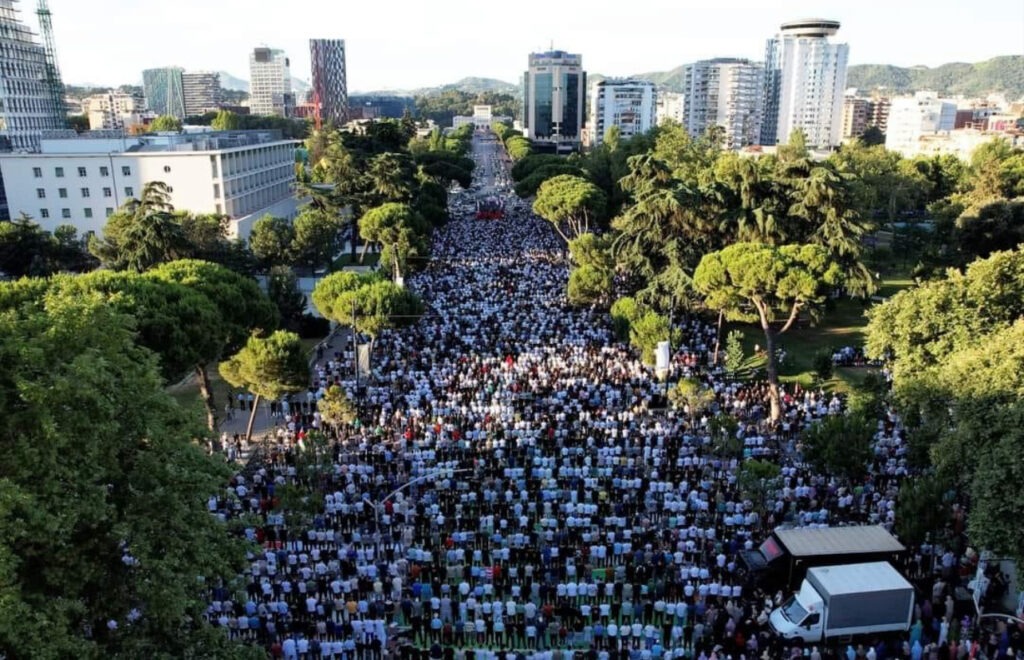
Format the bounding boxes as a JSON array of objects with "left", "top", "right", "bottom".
[{"left": 205, "top": 135, "right": 1020, "bottom": 660}]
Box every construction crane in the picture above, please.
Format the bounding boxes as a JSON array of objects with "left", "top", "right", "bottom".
[{"left": 36, "top": 0, "right": 66, "bottom": 127}]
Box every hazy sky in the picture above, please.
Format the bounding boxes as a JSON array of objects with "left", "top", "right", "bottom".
[{"left": 42, "top": 0, "right": 1024, "bottom": 91}]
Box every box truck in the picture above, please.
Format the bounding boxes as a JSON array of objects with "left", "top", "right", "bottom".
[
  {"left": 769, "top": 562, "right": 915, "bottom": 644},
  {"left": 740, "top": 525, "right": 906, "bottom": 591}
]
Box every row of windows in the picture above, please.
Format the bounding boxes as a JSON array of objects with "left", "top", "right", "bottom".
[
  {"left": 38, "top": 207, "right": 114, "bottom": 220},
  {"left": 33, "top": 165, "right": 131, "bottom": 178},
  {"left": 35, "top": 186, "right": 134, "bottom": 199}
]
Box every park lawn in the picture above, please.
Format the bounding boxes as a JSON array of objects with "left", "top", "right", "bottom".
[
  {"left": 725, "top": 271, "right": 917, "bottom": 394},
  {"left": 333, "top": 252, "right": 381, "bottom": 269},
  {"left": 166, "top": 336, "right": 325, "bottom": 421}
]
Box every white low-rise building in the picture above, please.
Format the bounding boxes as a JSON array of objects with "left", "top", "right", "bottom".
[
  {"left": 0, "top": 129, "right": 300, "bottom": 239},
  {"left": 885, "top": 92, "right": 958, "bottom": 156},
  {"left": 452, "top": 105, "right": 512, "bottom": 130}
]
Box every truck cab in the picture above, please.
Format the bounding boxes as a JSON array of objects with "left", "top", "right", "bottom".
[{"left": 770, "top": 580, "right": 826, "bottom": 642}]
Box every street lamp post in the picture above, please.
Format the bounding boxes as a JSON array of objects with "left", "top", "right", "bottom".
[{"left": 362, "top": 468, "right": 474, "bottom": 541}]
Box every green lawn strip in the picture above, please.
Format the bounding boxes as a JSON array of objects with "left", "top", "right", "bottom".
[{"left": 333, "top": 252, "right": 381, "bottom": 269}]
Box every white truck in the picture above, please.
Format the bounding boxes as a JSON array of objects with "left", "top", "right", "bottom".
[{"left": 770, "top": 562, "right": 914, "bottom": 644}]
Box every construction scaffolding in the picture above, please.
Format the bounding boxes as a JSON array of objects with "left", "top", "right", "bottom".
[{"left": 36, "top": 0, "right": 65, "bottom": 125}]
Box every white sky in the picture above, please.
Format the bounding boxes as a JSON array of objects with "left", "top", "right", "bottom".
[{"left": 40, "top": 0, "right": 1024, "bottom": 92}]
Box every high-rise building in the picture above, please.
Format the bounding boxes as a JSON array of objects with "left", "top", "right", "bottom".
[
  {"left": 885, "top": 92, "right": 957, "bottom": 156},
  {"left": 143, "top": 67, "right": 186, "bottom": 118},
  {"left": 681, "top": 58, "right": 764, "bottom": 150},
  {"left": 309, "top": 38, "right": 348, "bottom": 126},
  {"left": 0, "top": 0, "right": 66, "bottom": 151},
  {"left": 841, "top": 97, "right": 871, "bottom": 140},
  {"left": 655, "top": 91, "right": 685, "bottom": 126},
  {"left": 523, "top": 50, "right": 586, "bottom": 151},
  {"left": 249, "top": 47, "right": 293, "bottom": 117},
  {"left": 761, "top": 19, "right": 849, "bottom": 148},
  {"left": 84, "top": 91, "right": 147, "bottom": 130},
  {"left": 588, "top": 79, "right": 656, "bottom": 148},
  {"left": 182, "top": 71, "right": 222, "bottom": 117}
]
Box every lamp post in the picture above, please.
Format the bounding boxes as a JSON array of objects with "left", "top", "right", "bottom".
[{"left": 362, "top": 468, "right": 474, "bottom": 542}]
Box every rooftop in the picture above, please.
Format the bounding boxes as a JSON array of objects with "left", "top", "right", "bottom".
[
  {"left": 779, "top": 18, "right": 841, "bottom": 37},
  {"left": 774, "top": 525, "right": 905, "bottom": 557},
  {"left": 807, "top": 562, "right": 911, "bottom": 595},
  {"left": 25, "top": 129, "right": 294, "bottom": 156}
]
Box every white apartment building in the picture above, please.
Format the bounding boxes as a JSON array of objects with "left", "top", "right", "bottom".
[
  {"left": 84, "top": 92, "right": 147, "bottom": 131},
  {"left": 588, "top": 79, "right": 657, "bottom": 148},
  {"left": 762, "top": 19, "right": 849, "bottom": 148},
  {"left": 0, "top": 129, "right": 299, "bottom": 239},
  {"left": 885, "top": 92, "right": 958, "bottom": 156},
  {"left": 249, "top": 47, "right": 293, "bottom": 117},
  {"left": 681, "top": 59, "right": 764, "bottom": 149},
  {"left": 656, "top": 91, "right": 684, "bottom": 125}
]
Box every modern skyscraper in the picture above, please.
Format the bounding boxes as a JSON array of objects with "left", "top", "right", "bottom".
[
  {"left": 0, "top": 0, "right": 66, "bottom": 151},
  {"left": 588, "top": 79, "right": 656, "bottom": 148},
  {"left": 681, "top": 58, "right": 765, "bottom": 150},
  {"left": 143, "top": 67, "right": 186, "bottom": 118},
  {"left": 182, "top": 71, "right": 222, "bottom": 117},
  {"left": 761, "top": 19, "right": 849, "bottom": 148},
  {"left": 310, "top": 38, "right": 348, "bottom": 126},
  {"left": 523, "top": 50, "right": 586, "bottom": 151},
  {"left": 249, "top": 47, "right": 293, "bottom": 117}
]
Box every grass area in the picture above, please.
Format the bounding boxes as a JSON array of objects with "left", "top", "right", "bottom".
[
  {"left": 166, "top": 336, "right": 326, "bottom": 422},
  {"left": 333, "top": 252, "right": 381, "bottom": 269},
  {"left": 726, "top": 270, "right": 917, "bottom": 394}
]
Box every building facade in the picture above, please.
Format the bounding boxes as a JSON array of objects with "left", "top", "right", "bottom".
[
  {"left": 83, "top": 91, "right": 147, "bottom": 131},
  {"left": 656, "top": 91, "right": 685, "bottom": 126},
  {"left": 0, "top": 0, "right": 67, "bottom": 151},
  {"left": 182, "top": 71, "right": 222, "bottom": 117},
  {"left": 249, "top": 47, "right": 293, "bottom": 117},
  {"left": 523, "top": 50, "right": 586, "bottom": 151},
  {"left": 588, "top": 79, "right": 656, "bottom": 148},
  {"left": 681, "top": 58, "right": 764, "bottom": 149},
  {"left": 761, "top": 19, "right": 849, "bottom": 148},
  {"left": 142, "top": 67, "right": 186, "bottom": 119},
  {"left": 885, "top": 92, "right": 958, "bottom": 156},
  {"left": 310, "top": 38, "right": 348, "bottom": 126},
  {"left": 841, "top": 97, "right": 870, "bottom": 140},
  {"left": 0, "top": 129, "right": 299, "bottom": 238}
]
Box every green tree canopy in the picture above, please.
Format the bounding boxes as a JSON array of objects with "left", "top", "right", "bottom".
[
  {"left": 150, "top": 114, "right": 183, "bottom": 132},
  {"left": 799, "top": 413, "right": 876, "bottom": 482},
  {"left": 249, "top": 215, "right": 296, "bottom": 269},
  {"left": 532, "top": 174, "right": 607, "bottom": 242},
  {"left": 290, "top": 207, "right": 343, "bottom": 274},
  {"left": 311, "top": 271, "right": 424, "bottom": 344},
  {"left": 210, "top": 109, "right": 241, "bottom": 130},
  {"left": 694, "top": 242, "right": 843, "bottom": 420},
  {"left": 89, "top": 182, "right": 190, "bottom": 272}
]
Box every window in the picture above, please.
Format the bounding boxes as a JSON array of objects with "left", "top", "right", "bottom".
[
  {"left": 61, "top": 208, "right": 70, "bottom": 219},
  {"left": 32, "top": 166, "right": 42, "bottom": 178},
  {"left": 77, "top": 166, "right": 87, "bottom": 177},
  {"left": 121, "top": 166, "right": 131, "bottom": 176},
  {"left": 163, "top": 165, "right": 171, "bottom": 173},
  {"left": 125, "top": 186, "right": 134, "bottom": 197},
  {"left": 213, "top": 183, "right": 220, "bottom": 199},
  {"left": 103, "top": 187, "right": 112, "bottom": 197},
  {"left": 81, "top": 188, "right": 90, "bottom": 198},
  {"left": 40, "top": 208, "right": 49, "bottom": 219},
  {"left": 84, "top": 208, "right": 93, "bottom": 219},
  {"left": 99, "top": 166, "right": 109, "bottom": 177},
  {"left": 58, "top": 188, "right": 67, "bottom": 198},
  {"left": 105, "top": 208, "right": 114, "bottom": 217},
  {"left": 36, "top": 188, "right": 45, "bottom": 198},
  {"left": 55, "top": 167, "right": 64, "bottom": 177}
]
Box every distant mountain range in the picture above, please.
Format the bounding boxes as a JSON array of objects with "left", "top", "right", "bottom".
[
  {"left": 845, "top": 56, "right": 1024, "bottom": 98},
  {"left": 352, "top": 77, "right": 520, "bottom": 97}
]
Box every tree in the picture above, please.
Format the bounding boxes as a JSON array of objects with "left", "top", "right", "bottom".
[
  {"left": 609, "top": 296, "right": 639, "bottom": 342},
  {"left": 311, "top": 271, "right": 423, "bottom": 353},
  {"left": 694, "top": 243, "right": 843, "bottom": 420},
  {"left": 567, "top": 265, "right": 613, "bottom": 306},
  {"left": 505, "top": 136, "right": 532, "bottom": 161},
  {"left": 629, "top": 310, "right": 670, "bottom": 366},
  {"left": 365, "top": 152, "right": 416, "bottom": 205},
  {"left": 89, "top": 182, "right": 190, "bottom": 272},
  {"left": 736, "top": 459, "right": 781, "bottom": 519},
  {"left": 800, "top": 413, "right": 875, "bottom": 481},
  {"left": 532, "top": 175, "right": 607, "bottom": 242},
  {"left": 0, "top": 213, "right": 56, "bottom": 277},
  {"left": 211, "top": 110, "right": 241, "bottom": 130},
  {"left": 723, "top": 330, "right": 745, "bottom": 376},
  {"left": 219, "top": 331, "right": 308, "bottom": 441},
  {"left": 149, "top": 114, "right": 183, "bottom": 132},
  {"left": 358, "top": 203, "right": 428, "bottom": 280},
  {"left": 148, "top": 259, "right": 278, "bottom": 431},
  {"left": 290, "top": 207, "right": 343, "bottom": 273},
  {"left": 0, "top": 289, "right": 256, "bottom": 656},
  {"left": 268, "top": 265, "right": 307, "bottom": 328},
  {"left": 249, "top": 215, "right": 296, "bottom": 269},
  {"left": 668, "top": 378, "right": 715, "bottom": 426},
  {"left": 318, "top": 385, "right": 357, "bottom": 437}
]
